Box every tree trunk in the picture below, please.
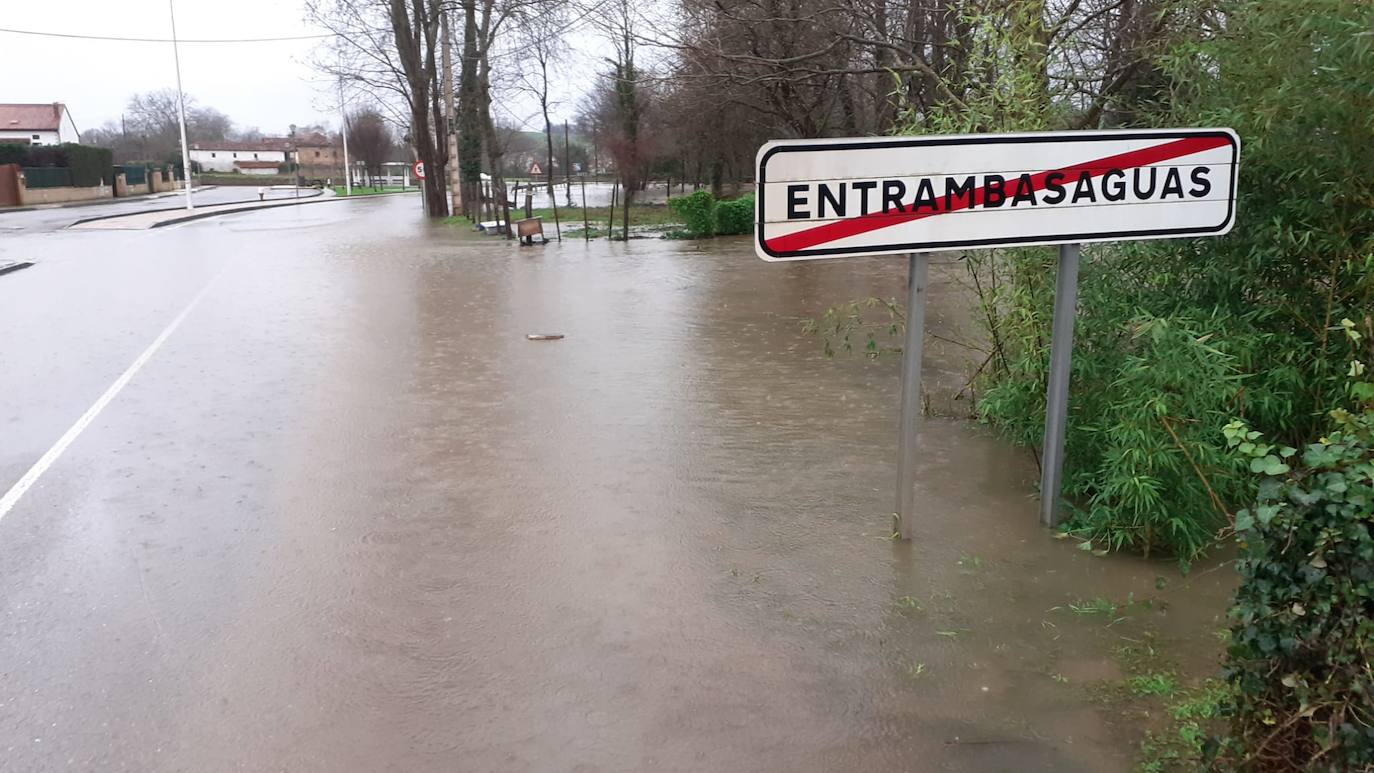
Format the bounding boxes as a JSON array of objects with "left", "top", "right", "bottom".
[
  {"left": 456, "top": 0, "right": 483, "bottom": 219},
  {"left": 389, "top": 0, "right": 448, "bottom": 217}
]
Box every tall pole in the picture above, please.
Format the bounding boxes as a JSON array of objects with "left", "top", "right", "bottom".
[
  {"left": 1039, "top": 243, "right": 1081, "bottom": 527},
  {"left": 338, "top": 68, "right": 351, "bottom": 197},
  {"left": 580, "top": 175, "right": 588, "bottom": 241},
  {"left": 442, "top": 8, "right": 458, "bottom": 213},
  {"left": 563, "top": 121, "right": 573, "bottom": 207},
  {"left": 168, "top": 0, "right": 193, "bottom": 210},
  {"left": 895, "top": 252, "right": 929, "bottom": 540}
]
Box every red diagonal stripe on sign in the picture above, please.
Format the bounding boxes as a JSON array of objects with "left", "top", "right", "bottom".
[{"left": 763, "top": 134, "right": 1231, "bottom": 254}]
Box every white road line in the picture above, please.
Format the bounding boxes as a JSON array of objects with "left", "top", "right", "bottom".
[{"left": 0, "top": 271, "right": 224, "bottom": 522}]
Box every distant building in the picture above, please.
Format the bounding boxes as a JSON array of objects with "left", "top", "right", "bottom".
[
  {"left": 189, "top": 131, "right": 343, "bottom": 179},
  {"left": 189, "top": 140, "right": 291, "bottom": 174},
  {"left": 277, "top": 132, "right": 342, "bottom": 180},
  {"left": 0, "top": 103, "right": 81, "bottom": 146}
]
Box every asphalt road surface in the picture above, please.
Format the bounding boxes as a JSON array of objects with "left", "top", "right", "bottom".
[
  {"left": 0, "top": 185, "right": 320, "bottom": 235},
  {"left": 0, "top": 196, "right": 1231, "bottom": 772}
]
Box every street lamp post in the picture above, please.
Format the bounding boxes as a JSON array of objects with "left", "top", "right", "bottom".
[
  {"left": 339, "top": 87, "right": 351, "bottom": 197},
  {"left": 338, "top": 61, "right": 351, "bottom": 197},
  {"left": 168, "top": 0, "right": 194, "bottom": 210}
]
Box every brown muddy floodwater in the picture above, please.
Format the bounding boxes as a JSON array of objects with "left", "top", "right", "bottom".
[{"left": 0, "top": 197, "right": 1234, "bottom": 771}]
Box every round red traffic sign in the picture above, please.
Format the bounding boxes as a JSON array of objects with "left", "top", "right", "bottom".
[{"left": 413, "top": 160, "right": 426, "bottom": 180}]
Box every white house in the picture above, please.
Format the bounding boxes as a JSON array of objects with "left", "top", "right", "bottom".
[
  {"left": 188, "top": 140, "right": 291, "bottom": 175},
  {"left": 0, "top": 103, "right": 81, "bottom": 146}
]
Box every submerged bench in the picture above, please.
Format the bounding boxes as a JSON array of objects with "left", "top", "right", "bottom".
[{"left": 515, "top": 217, "right": 547, "bottom": 245}]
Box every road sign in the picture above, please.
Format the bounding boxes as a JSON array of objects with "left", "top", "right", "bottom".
[
  {"left": 413, "top": 160, "right": 426, "bottom": 180},
  {"left": 752, "top": 128, "right": 1241, "bottom": 541},
  {"left": 755, "top": 128, "right": 1239, "bottom": 262}
]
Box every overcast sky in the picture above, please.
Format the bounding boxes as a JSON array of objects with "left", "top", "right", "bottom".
[{"left": 4, "top": 0, "right": 598, "bottom": 138}]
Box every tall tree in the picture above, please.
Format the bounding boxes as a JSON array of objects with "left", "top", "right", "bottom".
[
  {"left": 512, "top": 2, "right": 568, "bottom": 201},
  {"left": 387, "top": 0, "right": 450, "bottom": 216},
  {"left": 348, "top": 108, "right": 394, "bottom": 185},
  {"left": 598, "top": 0, "right": 642, "bottom": 239},
  {"left": 307, "top": 0, "right": 450, "bottom": 216}
]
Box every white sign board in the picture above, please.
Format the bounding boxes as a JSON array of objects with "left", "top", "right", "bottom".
[{"left": 755, "top": 128, "right": 1239, "bottom": 261}]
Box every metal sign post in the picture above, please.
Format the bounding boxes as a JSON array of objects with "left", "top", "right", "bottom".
[
  {"left": 895, "top": 253, "right": 929, "bottom": 540},
  {"left": 1039, "top": 243, "right": 1081, "bottom": 527},
  {"left": 754, "top": 128, "right": 1239, "bottom": 540}
]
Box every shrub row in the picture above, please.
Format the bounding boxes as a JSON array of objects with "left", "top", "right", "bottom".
[
  {"left": 667, "top": 190, "right": 755, "bottom": 237},
  {"left": 0, "top": 143, "right": 113, "bottom": 186}
]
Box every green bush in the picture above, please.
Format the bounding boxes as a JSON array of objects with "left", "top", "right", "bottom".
[
  {"left": 61, "top": 144, "right": 113, "bottom": 186},
  {"left": 668, "top": 190, "right": 715, "bottom": 237},
  {"left": 958, "top": 0, "right": 1373, "bottom": 560},
  {"left": 0, "top": 143, "right": 113, "bottom": 186},
  {"left": 0, "top": 142, "right": 112, "bottom": 185},
  {"left": 0, "top": 145, "right": 27, "bottom": 166},
  {"left": 713, "top": 193, "right": 754, "bottom": 236},
  {"left": 1218, "top": 353, "right": 1374, "bottom": 768}
]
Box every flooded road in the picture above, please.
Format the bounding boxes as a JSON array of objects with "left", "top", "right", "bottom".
[{"left": 0, "top": 196, "right": 1231, "bottom": 771}]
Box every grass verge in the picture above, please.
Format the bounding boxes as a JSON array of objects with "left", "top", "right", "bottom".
[
  {"left": 331, "top": 186, "right": 413, "bottom": 197},
  {"left": 444, "top": 203, "right": 682, "bottom": 237}
]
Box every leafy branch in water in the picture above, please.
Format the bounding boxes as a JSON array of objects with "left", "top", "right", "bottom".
[{"left": 802, "top": 297, "right": 905, "bottom": 359}]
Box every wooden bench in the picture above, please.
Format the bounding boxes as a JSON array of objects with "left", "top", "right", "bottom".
[{"left": 515, "top": 217, "right": 547, "bottom": 245}]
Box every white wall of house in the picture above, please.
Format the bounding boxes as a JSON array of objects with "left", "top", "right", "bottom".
[
  {"left": 189, "top": 148, "right": 288, "bottom": 173},
  {"left": 0, "top": 129, "right": 60, "bottom": 145},
  {"left": 0, "top": 104, "right": 79, "bottom": 146}
]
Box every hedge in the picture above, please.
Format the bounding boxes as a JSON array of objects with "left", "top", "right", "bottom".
[
  {"left": 0, "top": 143, "right": 113, "bottom": 186},
  {"left": 667, "top": 190, "right": 756, "bottom": 238},
  {"left": 713, "top": 194, "right": 754, "bottom": 235},
  {"left": 668, "top": 190, "right": 716, "bottom": 237}
]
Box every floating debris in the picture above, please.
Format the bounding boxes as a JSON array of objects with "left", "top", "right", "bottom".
[{"left": 526, "top": 334, "right": 564, "bottom": 341}]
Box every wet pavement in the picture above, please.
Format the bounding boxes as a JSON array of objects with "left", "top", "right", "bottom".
[
  {"left": 0, "top": 185, "right": 325, "bottom": 235},
  {"left": 0, "top": 196, "right": 1232, "bottom": 771},
  {"left": 68, "top": 189, "right": 334, "bottom": 230}
]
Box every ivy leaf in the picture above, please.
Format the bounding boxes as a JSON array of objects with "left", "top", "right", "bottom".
[
  {"left": 1256, "top": 505, "right": 1280, "bottom": 525},
  {"left": 1235, "top": 509, "right": 1254, "bottom": 531}
]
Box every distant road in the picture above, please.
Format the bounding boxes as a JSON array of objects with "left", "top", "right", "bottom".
[{"left": 0, "top": 186, "right": 320, "bottom": 235}]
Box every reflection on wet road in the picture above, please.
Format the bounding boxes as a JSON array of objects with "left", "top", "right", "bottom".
[{"left": 0, "top": 196, "right": 1231, "bottom": 771}]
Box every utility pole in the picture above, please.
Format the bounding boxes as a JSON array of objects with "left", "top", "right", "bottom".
[{"left": 168, "top": 0, "right": 193, "bottom": 210}]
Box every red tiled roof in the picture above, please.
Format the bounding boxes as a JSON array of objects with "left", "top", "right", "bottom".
[
  {"left": 291, "top": 132, "right": 333, "bottom": 147},
  {"left": 0, "top": 103, "right": 65, "bottom": 131}
]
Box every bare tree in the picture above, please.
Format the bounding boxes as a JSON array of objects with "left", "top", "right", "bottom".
[
  {"left": 118, "top": 90, "right": 237, "bottom": 161},
  {"left": 509, "top": 0, "right": 571, "bottom": 237},
  {"left": 630, "top": 0, "right": 1201, "bottom": 148},
  {"left": 307, "top": 0, "right": 450, "bottom": 216},
  {"left": 592, "top": 0, "right": 644, "bottom": 240},
  {"left": 348, "top": 108, "right": 394, "bottom": 185}
]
